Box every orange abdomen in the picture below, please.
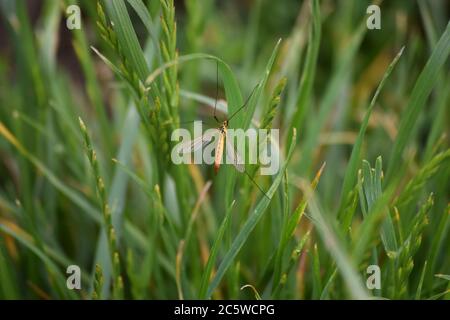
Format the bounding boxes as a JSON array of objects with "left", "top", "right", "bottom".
[{"left": 214, "top": 134, "right": 225, "bottom": 174}]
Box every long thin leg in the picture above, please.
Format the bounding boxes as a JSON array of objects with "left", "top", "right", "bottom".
[
  {"left": 213, "top": 60, "right": 220, "bottom": 123},
  {"left": 243, "top": 169, "right": 269, "bottom": 199},
  {"left": 227, "top": 138, "right": 269, "bottom": 199},
  {"left": 228, "top": 83, "right": 259, "bottom": 122}
]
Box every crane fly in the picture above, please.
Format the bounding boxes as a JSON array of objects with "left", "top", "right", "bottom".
[
  {"left": 175, "top": 119, "right": 243, "bottom": 174},
  {"left": 176, "top": 62, "right": 268, "bottom": 198}
]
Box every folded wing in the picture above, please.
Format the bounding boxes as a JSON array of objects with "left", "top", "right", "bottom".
[
  {"left": 226, "top": 136, "right": 245, "bottom": 172},
  {"left": 176, "top": 129, "right": 217, "bottom": 154}
]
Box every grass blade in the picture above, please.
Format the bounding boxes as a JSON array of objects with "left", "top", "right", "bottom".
[
  {"left": 386, "top": 22, "right": 450, "bottom": 183},
  {"left": 338, "top": 47, "right": 404, "bottom": 217},
  {"left": 206, "top": 129, "right": 297, "bottom": 298}
]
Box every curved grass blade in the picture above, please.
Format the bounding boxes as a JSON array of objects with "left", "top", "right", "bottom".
[
  {"left": 338, "top": 46, "right": 405, "bottom": 218},
  {"left": 0, "top": 224, "right": 78, "bottom": 299},
  {"left": 0, "top": 122, "right": 150, "bottom": 253},
  {"left": 286, "top": 0, "right": 321, "bottom": 149},
  {"left": 299, "top": 19, "right": 367, "bottom": 175},
  {"left": 240, "top": 39, "right": 281, "bottom": 131},
  {"left": 307, "top": 191, "right": 370, "bottom": 299},
  {"left": 103, "top": 0, "right": 149, "bottom": 80},
  {"left": 206, "top": 129, "right": 297, "bottom": 298},
  {"left": 198, "top": 200, "right": 236, "bottom": 299},
  {"left": 126, "top": 0, "right": 162, "bottom": 64},
  {"left": 385, "top": 21, "right": 450, "bottom": 183}
]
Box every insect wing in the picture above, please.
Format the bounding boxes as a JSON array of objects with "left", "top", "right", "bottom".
[
  {"left": 176, "top": 129, "right": 217, "bottom": 154},
  {"left": 225, "top": 136, "right": 245, "bottom": 172}
]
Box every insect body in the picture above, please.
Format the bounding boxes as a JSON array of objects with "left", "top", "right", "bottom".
[
  {"left": 176, "top": 119, "right": 244, "bottom": 175},
  {"left": 175, "top": 61, "right": 267, "bottom": 198},
  {"left": 214, "top": 121, "right": 227, "bottom": 174}
]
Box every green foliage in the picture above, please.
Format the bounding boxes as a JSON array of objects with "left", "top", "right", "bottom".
[{"left": 0, "top": 0, "right": 448, "bottom": 300}]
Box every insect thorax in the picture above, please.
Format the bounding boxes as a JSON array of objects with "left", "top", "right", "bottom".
[{"left": 220, "top": 121, "right": 228, "bottom": 133}]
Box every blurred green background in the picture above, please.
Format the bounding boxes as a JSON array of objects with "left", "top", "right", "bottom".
[{"left": 0, "top": 0, "right": 449, "bottom": 299}]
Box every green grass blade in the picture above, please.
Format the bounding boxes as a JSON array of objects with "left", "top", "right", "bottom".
[
  {"left": 338, "top": 47, "right": 404, "bottom": 217},
  {"left": 385, "top": 21, "right": 450, "bottom": 183},
  {"left": 307, "top": 187, "right": 370, "bottom": 299},
  {"left": 126, "top": 0, "right": 161, "bottom": 63},
  {"left": 0, "top": 224, "right": 78, "bottom": 299},
  {"left": 415, "top": 261, "right": 428, "bottom": 300},
  {"left": 241, "top": 39, "right": 281, "bottom": 131},
  {"left": 103, "top": 0, "right": 149, "bottom": 80},
  {"left": 206, "top": 129, "right": 297, "bottom": 298},
  {"left": 286, "top": 0, "right": 321, "bottom": 149},
  {"left": 198, "top": 200, "right": 236, "bottom": 299},
  {"left": 299, "top": 20, "right": 367, "bottom": 174},
  {"left": 0, "top": 241, "right": 19, "bottom": 299}
]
